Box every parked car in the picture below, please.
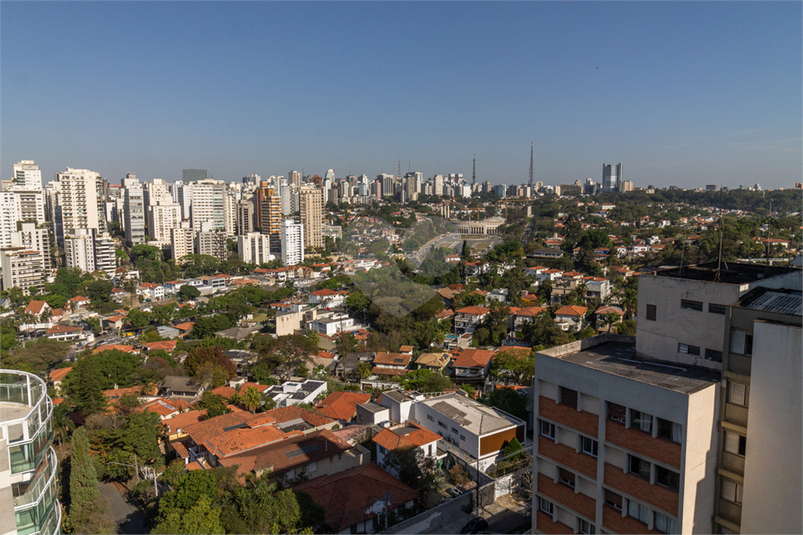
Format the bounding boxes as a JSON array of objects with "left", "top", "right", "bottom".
[{"left": 460, "top": 517, "right": 489, "bottom": 534}]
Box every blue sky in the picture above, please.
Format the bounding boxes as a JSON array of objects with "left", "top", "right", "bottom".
[{"left": 2, "top": 1, "right": 800, "bottom": 190}]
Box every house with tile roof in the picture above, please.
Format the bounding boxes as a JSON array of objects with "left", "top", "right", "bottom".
[
  {"left": 49, "top": 367, "right": 72, "bottom": 396},
  {"left": 554, "top": 305, "right": 589, "bottom": 331},
  {"left": 371, "top": 352, "right": 412, "bottom": 377},
  {"left": 24, "top": 300, "right": 50, "bottom": 319},
  {"left": 415, "top": 352, "right": 450, "bottom": 373},
  {"left": 373, "top": 423, "right": 443, "bottom": 479},
  {"left": 264, "top": 380, "right": 328, "bottom": 407},
  {"left": 140, "top": 397, "right": 194, "bottom": 420},
  {"left": 453, "top": 306, "right": 490, "bottom": 335},
  {"left": 316, "top": 391, "right": 372, "bottom": 422},
  {"left": 292, "top": 462, "right": 418, "bottom": 534},
  {"left": 93, "top": 344, "right": 137, "bottom": 354},
  {"left": 67, "top": 296, "right": 91, "bottom": 309},
  {"left": 144, "top": 340, "right": 177, "bottom": 352},
  {"left": 45, "top": 324, "right": 86, "bottom": 342},
  {"left": 449, "top": 348, "right": 494, "bottom": 380},
  {"left": 512, "top": 306, "right": 547, "bottom": 331}
]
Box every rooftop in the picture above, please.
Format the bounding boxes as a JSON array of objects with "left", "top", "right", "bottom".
[
  {"left": 420, "top": 393, "right": 525, "bottom": 435},
  {"left": 538, "top": 338, "right": 720, "bottom": 394},
  {"left": 736, "top": 287, "right": 802, "bottom": 316},
  {"left": 652, "top": 261, "right": 800, "bottom": 285}
]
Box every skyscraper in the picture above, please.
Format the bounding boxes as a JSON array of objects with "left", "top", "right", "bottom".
[
  {"left": 189, "top": 179, "right": 226, "bottom": 232},
  {"left": 123, "top": 173, "right": 146, "bottom": 245},
  {"left": 281, "top": 219, "right": 304, "bottom": 266},
  {"left": 53, "top": 168, "right": 106, "bottom": 247},
  {"left": 289, "top": 170, "right": 302, "bottom": 189},
  {"left": 11, "top": 160, "right": 42, "bottom": 190},
  {"left": 299, "top": 186, "right": 323, "bottom": 249},
  {"left": 602, "top": 163, "right": 623, "bottom": 192},
  {"left": 255, "top": 183, "right": 282, "bottom": 252}
]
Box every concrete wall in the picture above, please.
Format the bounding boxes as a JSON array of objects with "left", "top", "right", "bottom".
[
  {"left": 741, "top": 321, "right": 802, "bottom": 534},
  {"left": 681, "top": 380, "right": 719, "bottom": 534}
]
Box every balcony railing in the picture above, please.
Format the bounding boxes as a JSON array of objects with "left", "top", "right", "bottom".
[{"left": 0, "top": 370, "right": 55, "bottom": 474}]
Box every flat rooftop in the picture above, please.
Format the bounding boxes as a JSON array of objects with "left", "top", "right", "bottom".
[
  {"left": 736, "top": 287, "right": 802, "bottom": 317},
  {"left": 651, "top": 262, "right": 799, "bottom": 285},
  {"left": 421, "top": 393, "right": 525, "bottom": 435},
  {"left": 542, "top": 341, "right": 720, "bottom": 394}
]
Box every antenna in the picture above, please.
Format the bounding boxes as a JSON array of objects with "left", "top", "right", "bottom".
[
  {"left": 715, "top": 186, "right": 725, "bottom": 282},
  {"left": 529, "top": 142, "right": 534, "bottom": 189},
  {"left": 472, "top": 154, "right": 476, "bottom": 185}
]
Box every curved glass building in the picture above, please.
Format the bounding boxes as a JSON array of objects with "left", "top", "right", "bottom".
[{"left": 0, "top": 370, "right": 61, "bottom": 535}]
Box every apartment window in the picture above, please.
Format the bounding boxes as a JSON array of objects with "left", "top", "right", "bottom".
[
  {"left": 627, "top": 500, "right": 649, "bottom": 524},
  {"left": 705, "top": 348, "right": 723, "bottom": 362},
  {"left": 678, "top": 343, "right": 701, "bottom": 356},
  {"left": 307, "top": 461, "right": 317, "bottom": 472},
  {"left": 580, "top": 436, "right": 598, "bottom": 457},
  {"left": 437, "top": 420, "right": 447, "bottom": 429},
  {"left": 577, "top": 518, "right": 595, "bottom": 534},
  {"left": 728, "top": 382, "right": 748, "bottom": 406},
  {"left": 721, "top": 478, "right": 743, "bottom": 505},
  {"left": 646, "top": 304, "right": 657, "bottom": 321},
  {"left": 427, "top": 414, "right": 434, "bottom": 422},
  {"left": 655, "top": 466, "right": 680, "bottom": 492},
  {"left": 657, "top": 418, "right": 682, "bottom": 443},
  {"left": 559, "top": 387, "right": 578, "bottom": 409},
  {"left": 538, "top": 497, "right": 554, "bottom": 515},
  {"left": 604, "top": 489, "right": 623, "bottom": 511},
  {"left": 608, "top": 402, "right": 626, "bottom": 424},
  {"left": 631, "top": 410, "right": 653, "bottom": 434},
  {"left": 730, "top": 331, "right": 753, "bottom": 356},
  {"left": 558, "top": 467, "right": 575, "bottom": 489},
  {"left": 724, "top": 431, "right": 747, "bottom": 456},
  {"left": 654, "top": 513, "right": 678, "bottom": 534},
  {"left": 460, "top": 434, "right": 466, "bottom": 441},
  {"left": 540, "top": 420, "right": 556, "bottom": 440},
  {"left": 708, "top": 303, "right": 726, "bottom": 315},
  {"left": 629, "top": 455, "right": 651, "bottom": 481},
  {"left": 451, "top": 427, "right": 458, "bottom": 434},
  {"left": 680, "top": 299, "right": 703, "bottom": 311}
]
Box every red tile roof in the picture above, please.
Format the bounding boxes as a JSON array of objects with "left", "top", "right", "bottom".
[
  {"left": 317, "top": 391, "right": 372, "bottom": 421},
  {"left": 141, "top": 397, "right": 194, "bottom": 418},
  {"left": 211, "top": 382, "right": 270, "bottom": 400},
  {"left": 456, "top": 306, "right": 490, "bottom": 316},
  {"left": 162, "top": 409, "right": 208, "bottom": 435},
  {"left": 25, "top": 300, "right": 48, "bottom": 315},
  {"left": 93, "top": 344, "right": 136, "bottom": 354},
  {"left": 373, "top": 352, "right": 412, "bottom": 367},
  {"left": 174, "top": 322, "right": 194, "bottom": 331},
  {"left": 371, "top": 367, "right": 409, "bottom": 377},
  {"left": 292, "top": 463, "right": 418, "bottom": 533},
  {"left": 49, "top": 367, "right": 72, "bottom": 383},
  {"left": 144, "top": 340, "right": 177, "bottom": 352},
  {"left": 46, "top": 324, "right": 83, "bottom": 335},
  {"left": 554, "top": 305, "right": 589, "bottom": 317},
  {"left": 373, "top": 423, "right": 441, "bottom": 451},
  {"left": 515, "top": 306, "right": 546, "bottom": 317},
  {"left": 451, "top": 348, "right": 494, "bottom": 369}
]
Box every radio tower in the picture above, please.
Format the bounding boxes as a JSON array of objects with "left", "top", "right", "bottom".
[
  {"left": 528, "top": 142, "right": 534, "bottom": 189},
  {"left": 472, "top": 154, "right": 476, "bottom": 184}
]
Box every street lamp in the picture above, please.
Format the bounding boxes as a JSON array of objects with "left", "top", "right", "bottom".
[{"left": 104, "top": 456, "right": 160, "bottom": 497}]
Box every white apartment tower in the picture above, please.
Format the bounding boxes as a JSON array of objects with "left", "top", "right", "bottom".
[
  {"left": 289, "top": 170, "right": 302, "bottom": 188},
  {"left": 144, "top": 178, "right": 173, "bottom": 206},
  {"left": 12, "top": 160, "right": 43, "bottom": 190},
  {"left": 171, "top": 226, "right": 195, "bottom": 263},
  {"left": 147, "top": 203, "right": 181, "bottom": 244},
  {"left": 54, "top": 168, "right": 106, "bottom": 246},
  {"left": 0, "top": 192, "right": 21, "bottom": 249},
  {"left": 10, "top": 223, "right": 52, "bottom": 271},
  {"left": 0, "top": 249, "right": 45, "bottom": 295},
  {"left": 237, "top": 232, "right": 274, "bottom": 265},
  {"left": 280, "top": 219, "right": 304, "bottom": 266},
  {"left": 298, "top": 186, "right": 323, "bottom": 249},
  {"left": 123, "top": 174, "right": 146, "bottom": 245},
  {"left": 189, "top": 179, "right": 226, "bottom": 233}
]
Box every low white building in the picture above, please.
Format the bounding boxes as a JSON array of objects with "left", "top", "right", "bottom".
[
  {"left": 237, "top": 232, "right": 275, "bottom": 265},
  {"left": 374, "top": 423, "right": 443, "bottom": 479},
  {"left": 265, "top": 379, "right": 327, "bottom": 407}
]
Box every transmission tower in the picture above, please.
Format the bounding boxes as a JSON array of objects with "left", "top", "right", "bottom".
[
  {"left": 529, "top": 142, "right": 534, "bottom": 189},
  {"left": 472, "top": 154, "right": 476, "bottom": 184}
]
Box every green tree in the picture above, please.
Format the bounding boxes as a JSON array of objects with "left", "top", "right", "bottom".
[
  {"left": 491, "top": 350, "right": 535, "bottom": 385},
  {"left": 381, "top": 446, "right": 438, "bottom": 500},
  {"left": 68, "top": 427, "right": 113, "bottom": 534},
  {"left": 178, "top": 284, "right": 201, "bottom": 301},
  {"left": 240, "top": 385, "right": 263, "bottom": 413},
  {"left": 485, "top": 387, "right": 528, "bottom": 421},
  {"left": 87, "top": 280, "right": 114, "bottom": 304},
  {"left": 184, "top": 345, "right": 236, "bottom": 378},
  {"left": 153, "top": 494, "right": 224, "bottom": 535},
  {"left": 197, "top": 391, "right": 232, "bottom": 417},
  {"left": 65, "top": 357, "right": 107, "bottom": 416}
]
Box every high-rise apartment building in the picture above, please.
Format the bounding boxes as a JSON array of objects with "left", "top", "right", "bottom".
[
  {"left": 10, "top": 223, "right": 52, "bottom": 271},
  {"left": 144, "top": 178, "right": 173, "bottom": 206},
  {"left": 147, "top": 203, "right": 181, "bottom": 244},
  {"left": 602, "top": 163, "right": 623, "bottom": 192},
  {"left": 0, "top": 369, "right": 61, "bottom": 535},
  {"left": 236, "top": 198, "right": 254, "bottom": 235},
  {"left": 281, "top": 219, "right": 304, "bottom": 266},
  {"left": 63, "top": 229, "right": 95, "bottom": 273},
  {"left": 289, "top": 170, "right": 302, "bottom": 189},
  {"left": 224, "top": 188, "right": 237, "bottom": 237},
  {"left": 53, "top": 168, "right": 106, "bottom": 247},
  {"left": 298, "top": 187, "right": 323, "bottom": 249},
  {"left": 93, "top": 232, "right": 116, "bottom": 278},
  {"left": 0, "top": 192, "right": 21, "bottom": 249},
  {"left": 254, "top": 183, "right": 282, "bottom": 251},
  {"left": 237, "top": 232, "right": 274, "bottom": 265},
  {"left": 713, "top": 287, "right": 802, "bottom": 534},
  {"left": 0, "top": 249, "right": 45, "bottom": 295},
  {"left": 171, "top": 226, "right": 195, "bottom": 263},
  {"left": 123, "top": 174, "right": 146, "bottom": 245},
  {"left": 190, "top": 179, "right": 226, "bottom": 233},
  {"left": 11, "top": 160, "right": 43, "bottom": 190},
  {"left": 195, "top": 225, "right": 227, "bottom": 261}
]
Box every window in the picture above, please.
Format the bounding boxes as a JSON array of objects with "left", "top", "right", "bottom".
[
  {"left": 540, "top": 420, "right": 556, "bottom": 440},
  {"left": 627, "top": 500, "right": 649, "bottom": 524},
  {"left": 604, "top": 489, "right": 623, "bottom": 511},
  {"left": 559, "top": 387, "right": 578, "bottom": 409},
  {"left": 678, "top": 343, "right": 701, "bottom": 356},
  {"left": 538, "top": 497, "right": 554, "bottom": 515},
  {"left": 338, "top": 453, "right": 342, "bottom": 461},
  {"left": 307, "top": 461, "right": 317, "bottom": 472},
  {"left": 654, "top": 513, "right": 678, "bottom": 534},
  {"left": 286, "top": 468, "right": 295, "bottom": 479},
  {"left": 427, "top": 414, "right": 434, "bottom": 422},
  {"left": 558, "top": 467, "right": 575, "bottom": 488},
  {"left": 721, "top": 478, "right": 742, "bottom": 504},
  {"left": 705, "top": 348, "right": 723, "bottom": 362},
  {"left": 646, "top": 304, "right": 657, "bottom": 321},
  {"left": 460, "top": 434, "right": 466, "bottom": 441},
  {"left": 437, "top": 420, "right": 446, "bottom": 429},
  {"left": 378, "top": 445, "right": 386, "bottom": 454},
  {"left": 708, "top": 303, "right": 726, "bottom": 315},
  {"left": 655, "top": 466, "right": 680, "bottom": 492},
  {"left": 724, "top": 431, "right": 747, "bottom": 456},
  {"left": 580, "top": 436, "right": 598, "bottom": 457},
  {"left": 631, "top": 410, "right": 653, "bottom": 433},
  {"left": 577, "top": 518, "right": 595, "bottom": 534},
  {"left": 730, "top": 331, "right": 753, "bottom": 356},
  {"left": 657, "top": 418, "right": 682, "bottom": 443},
  {"left": 629, "top": 455, "right": 651, "bottom": 481},
  {"left": 608, "top": 402, "right": 626, "bottom": 423},
  {"left": 680, "top": 299, "right": 703, "bottom": 311},
  {"left": 451, "top": 427, "right": 458, "bottom": 434},
  {"left": 728, "top": 382, "right": 748, "bottom": 406}
]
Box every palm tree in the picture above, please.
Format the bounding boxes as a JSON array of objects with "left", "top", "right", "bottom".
[
  {"left": 601, "top": 312, "right": 620, "bottom": 333},
  {"left": 576, "top": 281, "right": 588, "bottom": 301},
  {"left": 240, "top": 385, "right": 263, "bottom": 413}
]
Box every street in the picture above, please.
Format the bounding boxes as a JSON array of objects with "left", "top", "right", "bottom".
[{"left": 99, "top": 481, "right": 147, "bottom": 535}]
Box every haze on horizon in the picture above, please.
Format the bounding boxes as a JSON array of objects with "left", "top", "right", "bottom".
[{"left": 1, "top": 2, "right": 800, "bottom": 190}]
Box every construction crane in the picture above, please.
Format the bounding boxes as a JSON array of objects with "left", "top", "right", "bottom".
[{"left": 499, "top": 198, "right": 532, "bottom": 220}]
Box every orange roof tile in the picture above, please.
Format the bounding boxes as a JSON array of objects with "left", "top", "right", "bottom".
[
  {"left": 371, "top": 367, "right": 409, "bottom": 376},
  {"left": 93, "top": 344, "right": 135, "bottom": 354},
  {"left": 174, "top": 322, "right": 194, "bottom": 331},
  {"left": 373, "top": 352, "right": 412, "bottom": 367},
  {"left": 373, "top": 423, "right": 441, "bottom": 451},
  {"left": 451, "top": 348, "right": 493, "bottom": 369},
  {"left": 456, "top": 306, "right": 490, "bottom": 316},
  {"left": 49, "top": 367, "right": 72, "bottom": 382},
  {"left": 25, "top": 300, "right": 48, "bottom": 315},
  {"left": 554, "top": 305, "right": 589, "bottom": 316},
  {"left": 317, "top": 391, "right": 372, "bottom": 421},
  {"left": 144, "top": 340, "right": 177, "bottom": 352}
]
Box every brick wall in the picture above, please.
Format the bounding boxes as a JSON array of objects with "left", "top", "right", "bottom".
[
  {"left": 538, "top": 436, "right": 597, "bottom": 478},
  {"left": 605, "top": 420, "right": 681, "bottom": 469},
  {"left": 604, "top": 463, "right": 679, "bottom": 515},
  {"left": 539, "top": 396, "right": 598, "bottom": 436},
  {"left": 602, "top": 505, "right": 663, "bottom": 534},
  {"left": 537, "top": 472, "right": 596, "bottom": 520},
  {"left": 536, "top": 511, "right": 574, "bottom": 534}
]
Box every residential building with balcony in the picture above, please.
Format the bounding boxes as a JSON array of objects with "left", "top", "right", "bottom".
[
  {"left": 713, "top": 287, "right": 802, "bottom": 535},
  {"left": 453, "top": 306, "right": 490, "bottom": 335},
  {"left": 0, "top": 369, "right": 61, "bottom": 535},
  {"left": 1, "top": 249, "right": 44, "bottom": 296},
  {"left": 532, "top": 335, "right": 720, "bottom": 534},
  {"left": 449, "top": 348, "right": 493, "bottom": 381}
]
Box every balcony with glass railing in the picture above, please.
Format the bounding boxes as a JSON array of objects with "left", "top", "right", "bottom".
[{"left": 1, "top": 370, "right": 60, "bottom": 535}]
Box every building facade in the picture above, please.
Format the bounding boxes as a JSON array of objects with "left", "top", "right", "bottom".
[
  {"left": 1, "top": 249, "right": 45, "bottom": 295},
  {"left": 299, "top": 187, "right": 323, "bottom": 249},
  {"left": 237, "top": 232, "right": 274, "bottom": 265},
  {"left": 281, "top": 219, "right": 304, "bottom": 266}
]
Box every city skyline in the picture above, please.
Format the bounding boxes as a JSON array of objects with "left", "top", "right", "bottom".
[{"left": 2, "top": 2, "right": 800, "bottom": 190}]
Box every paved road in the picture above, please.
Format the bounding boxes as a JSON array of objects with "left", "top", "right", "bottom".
[{"left": 99, "top": 481, "right": 147, "bottom": 535}]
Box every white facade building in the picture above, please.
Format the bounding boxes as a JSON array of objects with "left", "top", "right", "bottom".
[
  {"left": 11, "top": 160, "right": 43, "bottom": 190},
  {"left": 281, "top": 219, "right": 304, "bottom": 266},
  {"left": 54, "top": 168, "right": 106, "bottom": 246},
  {"left": 10, "top": 223, "right": 52, "bottom": 270},
  {"left": 190, "top": 179, "right": 226, "bottom": 233},
  {"left": 147, "top": 203, "right": 181, "bottom": 244},
  {"left": 171, "top": 226, "right": 195, "bottom": 262},
  {"left": 237, "top": 232, "right": 274, "bottom": 265},
  {"left": 0, "top": 249, "right": 45, "bottom": 295}
]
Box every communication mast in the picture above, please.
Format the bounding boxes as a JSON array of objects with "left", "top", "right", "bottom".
[
  {"left": 529, "top": 142, "right": 534, "bottom": 189},
  {"left": 472, "top": 154, "right": 476, "bottom": 185}
]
